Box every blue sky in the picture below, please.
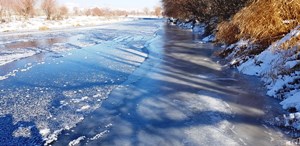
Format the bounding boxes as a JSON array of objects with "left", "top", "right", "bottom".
[{"left": 58, "top": 0, "right": 161, "bottom": 10}]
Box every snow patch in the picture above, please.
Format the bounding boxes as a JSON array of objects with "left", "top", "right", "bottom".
[
  {"left": 90, "top": 130, "right": 109, "bottom": 141},
  {"left": 280, "top": 92, "right": 300, "bottom": 110},
  {"left": 13, "top": 127, "right": 32, "bottom": 138},
  {"left": 77, "top": 105, "right": 91, "bottom": 112},
  {"left": 202, "top": 34, "right": 216, "bottom": 43},
  {"left": 68, "top": 136, "right": 86, "bottom": 146},
  {"left": 39, "top": 128, "right": 50, "bottom": 137}
]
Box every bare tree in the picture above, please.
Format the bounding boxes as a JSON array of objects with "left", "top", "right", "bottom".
[
  {"left": 73, "top": 7, "right": 79, "bottom": 15},
  {"left": 91, "top": 7, "right": 102, "bottom": 16},
  {"left": 143, "top": 7, "right": 149, "bottom": 15},
  {"left": 154, "top": 6, "right": 162, "bottom": 17},
  {"left": 59, "top": 6, "right": 68, "bottom": 17},
  {"left": 14, "top": 0, "right": 36, "bottom": 19},
  {"left": 0, "top": 0, "right": 9, "bottom": 21},
  {"left": 84, "top": 8, "right": 91, "bottom": 16},
  {"left": 41, "top": 0, "right": 56, "bottom": 20}
]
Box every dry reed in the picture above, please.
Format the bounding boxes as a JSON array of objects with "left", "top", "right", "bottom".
[{"left": 217, "top": 0, "right": 300, "bottom": 45}]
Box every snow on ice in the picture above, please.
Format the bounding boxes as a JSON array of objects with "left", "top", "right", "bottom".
[
  {"left": 0, "top": 20, "right": 161, "bottom": 145},
  {"left": 0, "top": 16, "right": 132, "bottom": 33},
  {"left": 68, "top": 136, "right": 86, "bottom": 146}
]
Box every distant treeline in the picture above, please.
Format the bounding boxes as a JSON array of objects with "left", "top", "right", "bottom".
[{"left": 0, "top": 0, "right": 162, "bottom": 22}]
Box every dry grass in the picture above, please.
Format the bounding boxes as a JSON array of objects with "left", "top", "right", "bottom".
[
  {"left": 73, "top": 23, "right": 81, "bottom": 27},
  {"left": 39, "top": 26, "right": 50, "bottom": 31},
  {"left": 280, "top": 34, "right": 300, "bottom": 50},
  {"left": 216, "top": 21, "right": 239, "bottom": 44},
  {"left": 217, "top": 0, "right": 300, "bottom": 45}
]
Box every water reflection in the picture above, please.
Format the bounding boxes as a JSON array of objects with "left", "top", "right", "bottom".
[{"left": 2, "top": 38, "right": 67, "bottom": 50}]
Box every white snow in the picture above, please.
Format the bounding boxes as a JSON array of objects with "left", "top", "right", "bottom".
[
  {"left": 68, "top": 136, "right": 86, "bottom": 146},
  {"left": 237, "top": 26, "right": 300, "bottom": 97},
  {"left": 77, "top": 105, "right": 91, "bottom": 112},
  {"left": 280, "top": 92, "right": 300, "bottom": 110},
  {"left": 202, "top": 34, "right": 216, "bottom": 43},
  {"left": 81, "top": 96, "right": 89, "bottom": 100},
  {"left": 39, "top": 128, "right": 50, "bottom": 137},
  {"left": 0, "top": 16, "right": 132, "bottom": 33},
  {"left": 44, "top": 129, "right": 64, "bottom": 145},
  {"left": 0, "top": 50, "right": 37, "bottom": 66},
  {"left": 266, "top": 75, "right": 296, "bottom": 97},
  {"left": 237, "top": 49, "right": 281, "bottom": 76},
  {"left": 90, "top": 130, "right": 110, "bottom": 141},
  {"left": 13, "top": 127, "right": 32, "bottom": 138},
  {"left": 227, "top": 25, "right": 300, "bottom": 129}
]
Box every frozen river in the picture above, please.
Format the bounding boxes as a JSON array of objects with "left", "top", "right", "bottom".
[{"left": 0, "top": 19, "right": 292, "bottom": 145}]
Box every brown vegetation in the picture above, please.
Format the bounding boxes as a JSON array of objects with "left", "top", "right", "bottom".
[
  {"left": 41, "top": 0, "right": 56, "bottom": 20},
  {"left": 143, "top": 7, "right": 150, "bottom": 15},
  {"left": 216, "top": 21, "right": 239, "bottom": 44},
  {"left": 73, "top": 7, "right": 80, "bottom": 16},
  {"left": 162, "top": 0, "right": 252, "bottom": 22},
  {"left": 14, "top": 0, "right": 36, "bottom": 19},
  {"left": 154, "top": 6, "right": 162, "bottom": 17},
  {"left": 84, "top": 8, "right": 91, "bottom": 16},
  {"left": 0, "top": 0, "right": 14, "bottom": 22},
  {"left": 38, "top": 26, "right": 49, "bottom": 31},
  {"left": 217, "top": 0, "right": 300, "bottom": 45},
  {"left": 82, "top": 7, "right": 128, "bottom": 17},
  {"left": 91, "top": 7, "right": 103, "bottom": 16},
  {"left": 59, "top": 6, "right": 68, "bottom": 17}
]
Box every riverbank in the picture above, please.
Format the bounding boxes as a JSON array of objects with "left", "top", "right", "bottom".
[
  {"left": 0, "top": 16, "right": 134, "bottom": 33},
  {"left": 170, "top": 17, "right": 300, "bottom": 137},
  {"left": 162, "top": 0, "right": 300, "bottom": 132}
]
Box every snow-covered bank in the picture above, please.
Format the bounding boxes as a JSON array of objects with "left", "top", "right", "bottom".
[
  {"left": 169, "top": 17, "right": 300, "bottom": 131},
  {"left": 0, "top": 16, "right": 132, "bottom": 33},
  {"left": 223, "top": 25, "right": 300, "bottom": 129}
]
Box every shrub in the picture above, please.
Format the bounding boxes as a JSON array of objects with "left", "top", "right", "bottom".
[
  {"left": 14, "top": 0, "right": 36, "bottom": 19},
  {"left": 91, "top": 7, "right": 102, "bottom": 16},
  {"left": 52, "top": 6, "right": 68, "bottom": 20},
  {"left": 162, "top": 0, "right": 251, "bottom": 22},
  {"left": 59, "top": 6, "right": 68, "bottom": 17},
  {"left": 162, "top": 0, "right": 191, "bottom": 20},
  {"left": 0, "top": 0, "right": 12, "bottom": 22},
  {"left": 154, "top": 6, "right": 162, "bottom": 17},
  {"left": 41, "top": 0, "right": 56, "bottom": 20},
  {"left": 216, "top": 21, "right": 239, "bottom": 44},
  {"left": 217, "top": 0, "right": 300, "bottom": 45},
  {"left": 39, "top": 26, "right": 49, "bottom": 31}
]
